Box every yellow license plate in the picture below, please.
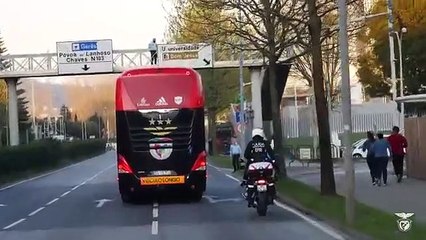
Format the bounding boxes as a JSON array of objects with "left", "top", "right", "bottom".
[{"left": 140, "top": 176, "right": 185, "bottom": 185}]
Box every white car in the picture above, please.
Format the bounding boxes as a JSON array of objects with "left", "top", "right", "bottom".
[{"left": 352, "top": 138, "right": 367, "bottom": 158}]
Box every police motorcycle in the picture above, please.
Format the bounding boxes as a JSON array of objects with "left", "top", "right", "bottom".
[{"left": 243, "top": 157, "right": 276, "bottom": 216}]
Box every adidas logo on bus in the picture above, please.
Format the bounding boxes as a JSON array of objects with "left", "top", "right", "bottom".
[{"left": 155, "top": 97, "right": 168, "bottom": 106}]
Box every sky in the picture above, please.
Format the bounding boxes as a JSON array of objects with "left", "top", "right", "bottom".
[
  {"left": 0, "top": 0, "right": 363, "bottom": 103},
  {"left": 0, "top": 0, "right": 172, "bottom": 54}
]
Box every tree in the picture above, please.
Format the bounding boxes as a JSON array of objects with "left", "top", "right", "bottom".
[
  {"left": 166, "top": 0, "right": 251, "bottom": 155},
  {"left": 357, "top": 0, "right": 426, "bottom": 106},
  {"left": 290, "top": 0, "right": 362, "bottom": 194},
  {"left": 0, "top": 33, "right": 9, "bottom": 146},
  {"left": 0, "top": 33, "right": 30, "bottom": 142},
  {"left": 88, "top": 112, "right": 105, "bottom": 138},
  {"left": 357, "top": 49, "right": 391, "bottom": 98},
  {"left": 304, "top": 0, "right": 336, "bottom": 195},
  {"left": 16, "top": 81, "right": 31, "bottom": 139},
  {"left": 0, "top": 81, "right": 6, "bottom": 146},
  {"left": 170, "top": 0, "right": 312, "bottom": 178},
  {"left": 60, "top": 104, "right": 72, "bottom": 121},
  {"left": 0, "top": 33, "right": 10, "bottom": 71}
]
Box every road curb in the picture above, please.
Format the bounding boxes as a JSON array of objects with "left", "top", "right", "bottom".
[
  {"left": 274, "top": 192, "right": 372, "bottom": 240},
  {"left": 208, "top": 162, "right": 371, "bottom": 240}
]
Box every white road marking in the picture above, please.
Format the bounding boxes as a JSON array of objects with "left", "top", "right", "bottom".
[
  {"left": 46, "top": 198, "right": 59, "bottom": 206},
  {"left": 207, "top": 163, "right": 220, "bottom": 170},
  {"left": 152, "top": 202, "right": 159, "bottom": 235},
  {"left": 153, "top": 207, "right": 159, "bottom": 218},
  {"left": 203, "top": 195, "right": 242, "bottom": 203},
  {"left": 274, "top": 201, "right": 345, "bottom": 240},
  {"left": 212, "top": 164, "right": 346, "bottom": 240},
  {"left": 225, "top": 174, "right": 241, "bottom": 182},
  {"left": 3, "top": 218, "right": 26, "bottom": 230},
  {"left": 151, "top": 220, "right": 159, "bottom": 235},
  {"left": 60, "top": 191, "right": 71, "bottom": 197},
  {"left": 95, "top": 199, "right": 113, "bottom": 208},
  {"left": 28, "top": 207, "right": 45, "bottom": 217},
  {"left": 0, "top": 203, "right": 6, "bottom": 207},
  {"left": 1, "top": 163, "right": 115, "bottom": 231}
]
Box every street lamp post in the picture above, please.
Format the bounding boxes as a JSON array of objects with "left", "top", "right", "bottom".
[
  {"left": 394, "top": 27, "right": 407, "bottom": 131},
  {"left": 386, "top": 0, "right": 398, "bottom": 101}
]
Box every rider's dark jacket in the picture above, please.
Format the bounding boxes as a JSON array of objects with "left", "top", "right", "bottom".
[{"left": 244, "top": 135, "right": 275, "bottom": 162}]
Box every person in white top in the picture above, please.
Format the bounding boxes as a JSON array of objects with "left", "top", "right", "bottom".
[
  {"left": 229, "top": 138, "right": 242, "bottom": 172},
  {"left": 148, "top": 38, "right": 158, "bottom": 65}
]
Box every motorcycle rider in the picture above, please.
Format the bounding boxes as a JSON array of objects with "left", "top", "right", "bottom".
[{"left": 241, "top": 128, "right": 278, "bottom": 207}]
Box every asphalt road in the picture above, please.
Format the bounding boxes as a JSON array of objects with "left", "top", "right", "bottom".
[{"left": 0, "top": 151, "right": 347, "bottom": 240}]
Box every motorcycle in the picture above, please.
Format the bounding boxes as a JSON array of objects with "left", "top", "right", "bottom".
[{"left": 243, "top": 160, "right": 276, "bottom": 216}]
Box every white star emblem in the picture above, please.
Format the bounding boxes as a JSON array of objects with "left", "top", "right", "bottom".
[
  {"left": 149, "top": 118, "right": 156, "bottom": 125},
  {"left": 165, "top": 118, "right": 172, "bottom": 124},
  {"left": 157, "top": 115, "right": 163, "bottom": 125}
]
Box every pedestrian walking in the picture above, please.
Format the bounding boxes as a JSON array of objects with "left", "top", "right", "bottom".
[
  {"left": 362, "top": 131, "right": 376, "bottom": 185},
  {"left": 148, "top": 38, "right": 158, "bottom": 65},
  {"left": 387, "top": 126, "right": 408, "bottom": 183},
  {"left": 371, "top": 133, "right": 392, "bottom": 186},
  {"left": 229, "top": 138, "right": 241, "bottom": 172}
]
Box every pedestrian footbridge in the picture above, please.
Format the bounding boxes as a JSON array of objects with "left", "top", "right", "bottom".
[{"left": 0, "top": 47, "right": 292, "bottom": 148}]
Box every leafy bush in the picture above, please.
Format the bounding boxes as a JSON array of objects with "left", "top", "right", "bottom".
[{"left": 0, "top": 139, "right": 106, "bottom": 177}]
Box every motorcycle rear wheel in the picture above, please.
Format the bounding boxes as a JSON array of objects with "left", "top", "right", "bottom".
[{"left": 256, "top": 192, "right": 268, "bottom": 216}]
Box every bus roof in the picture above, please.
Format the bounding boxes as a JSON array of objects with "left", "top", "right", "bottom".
[{"left": 115, "top": 67, "right": 204, "bottom": 111}]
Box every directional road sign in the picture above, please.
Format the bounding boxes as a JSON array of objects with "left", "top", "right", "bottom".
[
  {"left": 157, "top": 43, "right": 213, "bottom": 68},
  {"left": 56, "top": 39, "right": 113, "bottom": 75}
]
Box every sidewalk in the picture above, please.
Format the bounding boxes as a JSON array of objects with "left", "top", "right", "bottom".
[{"left": 286, "top": 160, "right": 426, "bottom": 223}]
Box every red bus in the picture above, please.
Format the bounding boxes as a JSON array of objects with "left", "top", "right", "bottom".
[{"left": 115, "top": 67, "right": 207, "bottom": 203}]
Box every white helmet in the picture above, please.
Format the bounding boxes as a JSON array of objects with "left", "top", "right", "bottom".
[{"left": 252, "top": 128, "right": 265, "bottom": 139}]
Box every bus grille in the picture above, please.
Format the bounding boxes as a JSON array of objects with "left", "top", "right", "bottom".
[{"left": 129, "top": 126, "right": 192, "bottom": 152}]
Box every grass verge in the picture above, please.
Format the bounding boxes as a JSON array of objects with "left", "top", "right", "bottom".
[{"left": 208, "top": 155, "right": 426, "bottom": 240}]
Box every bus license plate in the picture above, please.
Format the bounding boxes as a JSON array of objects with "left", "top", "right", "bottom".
[
  {"left": 150, "top": 170, "right": 174, "bottom": 176},
  {"left": 140, "top": 176, "right": 185, "bottom": 186},
  {"left": 257, "top": 185, "right": 267, "bottom": 192}
]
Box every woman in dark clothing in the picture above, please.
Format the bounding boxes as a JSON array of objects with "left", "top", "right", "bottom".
[{"left": 362, "top": 131, "right": 376, "bottom": 185}]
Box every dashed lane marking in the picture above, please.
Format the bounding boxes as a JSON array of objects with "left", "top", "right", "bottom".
[
  {"left": 1, "top": 164, "right": 114, "bottom": 230},
  {"left": 152, "top": 201, "right": 159, "bottom": 235},
  {"left": 28, "top": 207, "right": 45, "bottom": 217},
  {"left": 3, "top": 218, "right": 26, "bottom": 230}
]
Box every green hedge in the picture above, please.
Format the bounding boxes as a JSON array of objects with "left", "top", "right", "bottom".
[{"left": 0, "top": 139, "right": 106, "bottom": 177}]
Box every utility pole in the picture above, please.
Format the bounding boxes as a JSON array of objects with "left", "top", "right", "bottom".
[
  {"left": 386, "top": 0, "right": 397, "bottom": 101},
  {"left": 337, "top": 0, "right": 355, "bottom": 225},
  {"left": 238, "top": 0, "right": 245, "bottom": 151}
]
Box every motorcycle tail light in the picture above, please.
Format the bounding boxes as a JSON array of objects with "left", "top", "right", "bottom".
[{"left": 257, "top": 179, "right": 267, "bottom": 185}]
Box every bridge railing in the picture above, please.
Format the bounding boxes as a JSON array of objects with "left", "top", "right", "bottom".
[
  {"left": 0, "top": 47, "right": 294, "bottom": 78},
  {"left": 0, "top": 49, "right": 154, "bottom": 74}
]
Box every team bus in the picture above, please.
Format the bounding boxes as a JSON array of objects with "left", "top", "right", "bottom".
[{"left": 115, "top": 67, "right": 207, "bottom": 203}]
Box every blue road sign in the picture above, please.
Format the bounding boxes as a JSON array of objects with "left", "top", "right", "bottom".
[
  {"left": 235, "top": 111, "right": 240, "bottom": 123},
  {"left": 72, "top": 41, "right": 98, "bottom": 51}
]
